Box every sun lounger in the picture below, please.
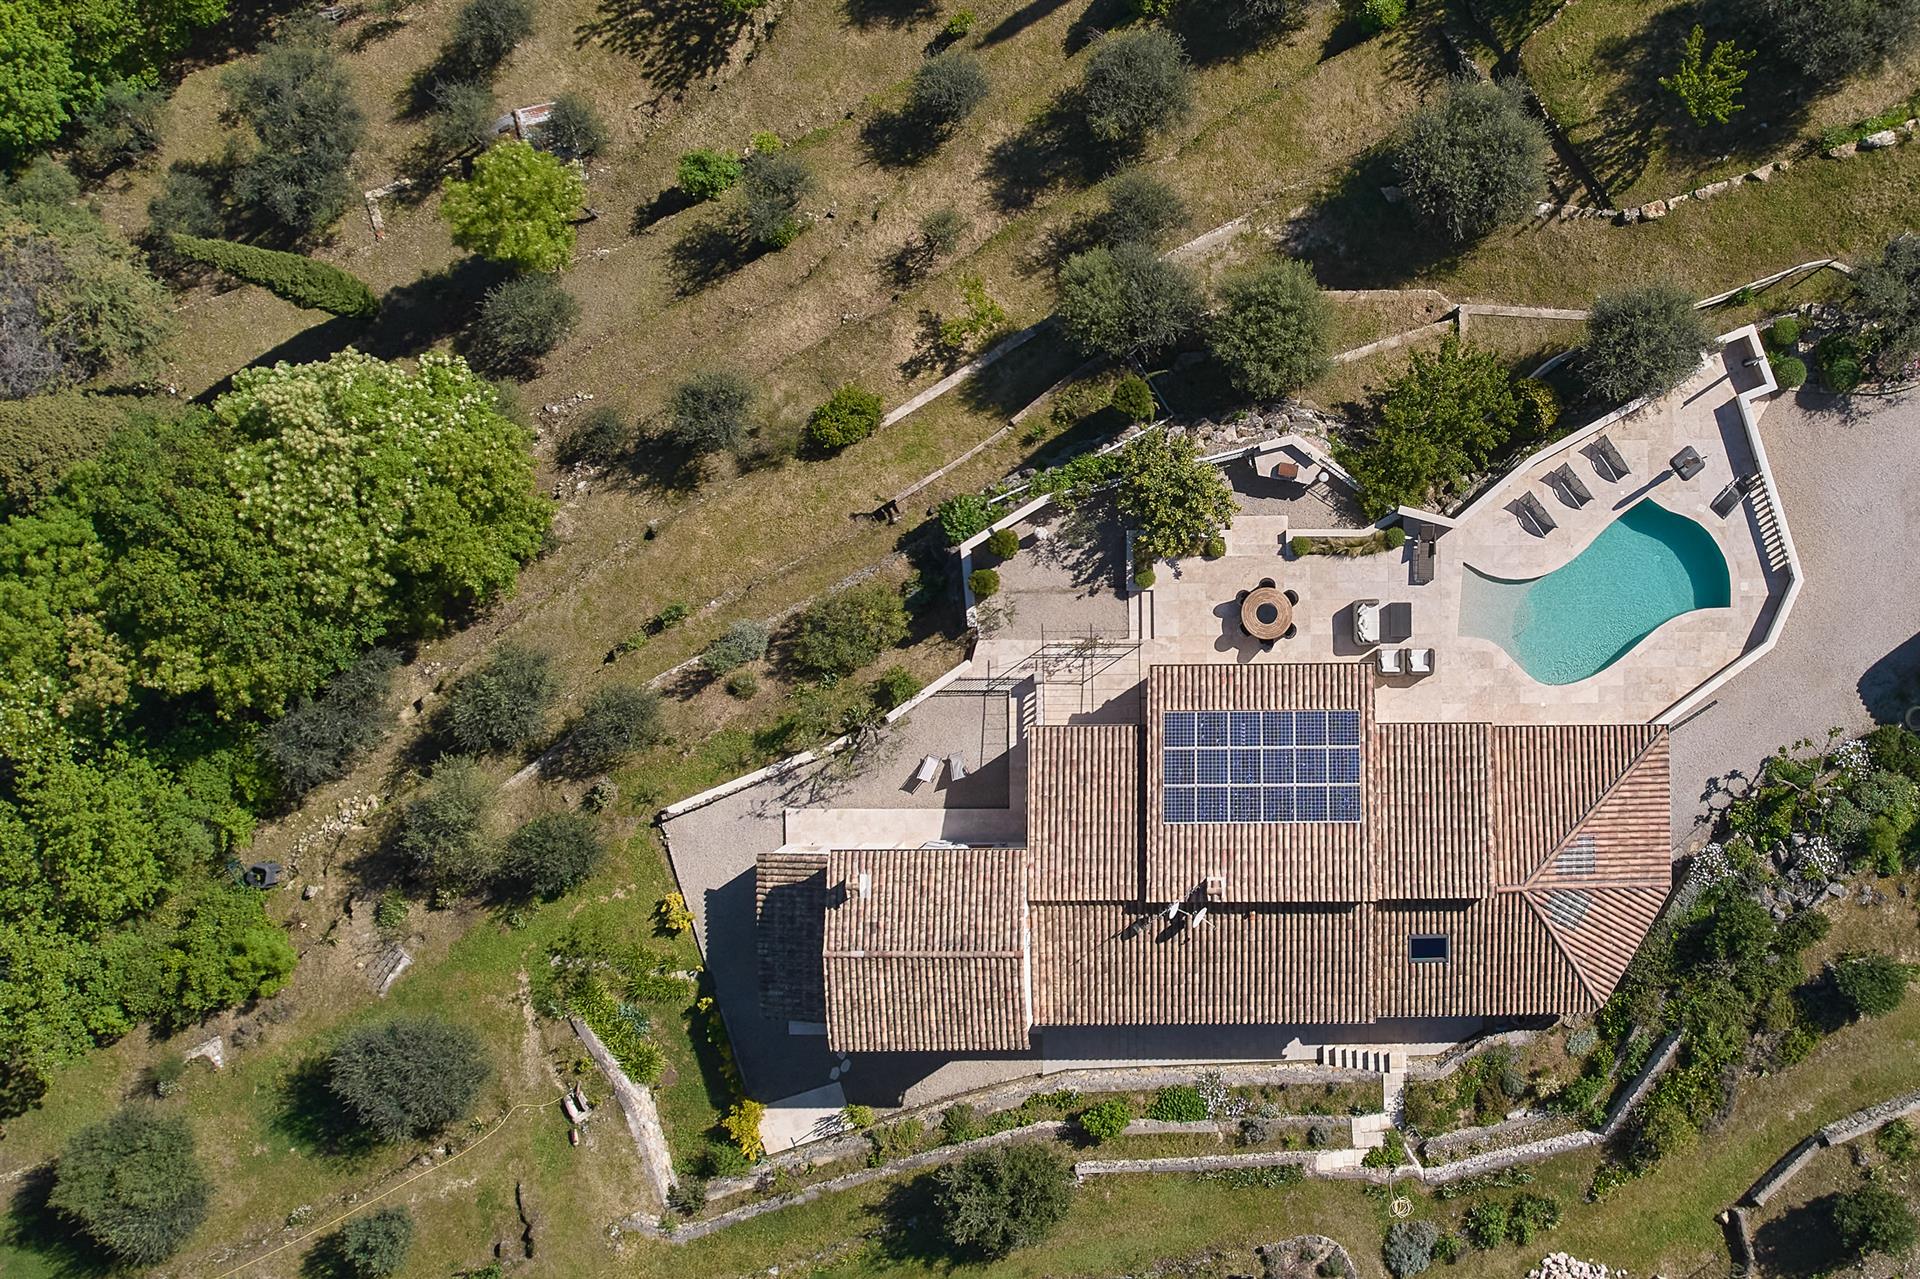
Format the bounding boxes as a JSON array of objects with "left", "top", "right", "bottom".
[
  {"left": 1412, "top": 526, "right": 1437, "bottom": 586},
  {"left": 1710, "top": 481, "right": 1744, "bottom": 517},
  {"left": 1515, "top": 491, "right": 1557, "bottom": 536},
  {"left": 1549, "top": 463, "right": 1593, "bottom": 507},
  {"left": 1593, "top": 435, "right": 1631, "bottom": 482},
  {"left": 1382, "top": 601, "right": 1413, "bottom": 644},
  {"left": 914, "top": 755, "right": 941, "bottom": 786},
  {"left": 1354, "top": 599, "right": 1382, "bottom": 646},
  {"left": 1408, "top": 648, "right": 1434, "bottom": 675},
  {"left": 1377, "top": 647, "right": 1402, "bottom": 675},
  {"left": 947, "top": 754, "right": 968, "bottom": 781}
]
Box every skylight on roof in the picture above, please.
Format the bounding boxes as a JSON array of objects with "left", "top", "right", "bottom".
[{"left": 1161, "top": 710, "right": 1362, "bottom": 825}]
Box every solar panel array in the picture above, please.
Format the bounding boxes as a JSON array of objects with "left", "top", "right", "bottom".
[{"left": 1161, "top": 710, "right": 1364, "bottom": 825}]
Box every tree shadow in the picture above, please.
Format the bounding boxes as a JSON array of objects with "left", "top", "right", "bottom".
[
  {"left": 633, "top": 186, "right": 698, "bottom": 235},
  {"left": 575, "top": 0, "right": 750, "bottom": 98},
  {"left": 861, "top": 107, "right": 946, "bottom": 168},
  {"left": 1283, "top": 147, "right": 1471, "bottom": 289},
  {"left": 870, "top": 1174, "right": 954, "bottom": 1265},
  {"left": 667, "top": 215, "right": 762, "bottom": 296},
  {"left": 1577, "top": 7, "right": 1816, "bottom": 203},
  {"left": 844, "top": 0, "right": 938, "bottom": 27},
  {"left": 979, "top": 0, "right": 1075, "bottom": 48},
  {"left": 1859, "top": 631, "right": 1920, "bottom": 726},
  {"left": 898, "top": 310, "right": 970, "bottom": 381},
  {"left": 362, "top": 257, "right": 511, "bottom": 360},
  {"left": 270, "top": 1055, "right": 381, "bottom": 1163},
  {"left": 1167, "top": 0, "right": 1310, "bottom": 66},
  {"left": 1062, "top": 0, "right": 1132, "bottom": 56},
  {"left": 626, "top": 427, "right": 710, "bottom": 495},
  {"left": 980, "top": 95, "right": 1108, "bottom": 213},
  {"left": 1, "top": 1164, "right": 114, "bottom": 1279},
  {"left": 1751, "top": 1192, "right": 1848, "bottom": 1279}
]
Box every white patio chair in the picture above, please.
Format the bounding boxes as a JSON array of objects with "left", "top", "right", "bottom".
[
  {"left": 1376, "top": 647, "right": 1402, "bottom": 675},
  {"left": 1409, "top": 648, "right": 1434, "bottom": 675},
  {"left": 947, "top": 753, "right": 968, "bottom": 781}
]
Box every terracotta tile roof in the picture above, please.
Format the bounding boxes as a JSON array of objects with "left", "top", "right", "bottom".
[
  {"left": 1371, "top": 722, "right": 1491, "bottom": 899},
  {"left": 1523, "top": 733, "right": 1673, "bottom": 891},
  {"left": 1368, "top": 897, "right": 1590, "bottom": 1017},
  {"left": 822, "top": 848, "right": 1030, "bottom": 1053},
  {"left": 1030, "top": 903, "right": 1368, "bottom": 1026},
  {"left": 1146, "top": 663, "right": 1374, "bottom": 904},
  {"left": 1527, "top": 886, "right": 1666, "bottom": 1003},
  {"left": 1028, "top": 724, "right": 1142, "bottom": 901},
  {"left": 1488, "top": 725, "right": 1663, "bottom": 884},
  {"left": 755, "top": 851, "right": 827, "bottom": 1022}
]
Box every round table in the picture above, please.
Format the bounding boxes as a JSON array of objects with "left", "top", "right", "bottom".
[{"left": 1240, "top": 586, "right": 1293, "bottom": 641}]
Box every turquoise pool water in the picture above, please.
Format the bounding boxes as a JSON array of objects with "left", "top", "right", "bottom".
[{"left": 1459, "top": 499, "right": 1732, "bottom": 685}]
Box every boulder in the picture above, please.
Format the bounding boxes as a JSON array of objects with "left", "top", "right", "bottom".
[
  {"left": 1641, "top": 199, "right": 1669, "bottom": 220},
  {"left": 1861, "top": 129, "right": 1900, "bottom": 150}
]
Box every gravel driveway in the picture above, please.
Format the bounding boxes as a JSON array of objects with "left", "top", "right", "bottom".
[{"left": 1669, "top": 391, "right": 1920, "bottom": 841}]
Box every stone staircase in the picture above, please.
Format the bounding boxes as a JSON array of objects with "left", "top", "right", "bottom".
[
  {"left": 1316, "top": 1046, "right": 1406, "bottom": 1073},
  {"left": 1312, "top": 1047, "right": 1411, "bottom": 1171}
]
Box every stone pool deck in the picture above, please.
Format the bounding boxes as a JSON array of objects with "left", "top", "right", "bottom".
[{"left": 1134, "top": 336, "right": 1790, "bottom": 725}]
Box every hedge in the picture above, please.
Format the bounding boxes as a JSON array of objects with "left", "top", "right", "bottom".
[{"left": 169, "top": 233, "right": 380, "bottom": 318}]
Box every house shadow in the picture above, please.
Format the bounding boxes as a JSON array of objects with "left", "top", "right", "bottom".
[{"left": 1859, "top": 631, "right": 1920, "bottom": 726}]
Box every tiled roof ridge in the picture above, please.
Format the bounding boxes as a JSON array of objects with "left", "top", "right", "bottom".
[{"left": 1518, "top": 728, "right": 1672, "bottom": 891}]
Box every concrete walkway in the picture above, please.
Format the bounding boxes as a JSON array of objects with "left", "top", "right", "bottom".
[{"left": 1668, "top": 391, "right": 1920, "bottom": 840}]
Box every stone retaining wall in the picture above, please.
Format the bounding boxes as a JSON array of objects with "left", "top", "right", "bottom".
[
  {"left": 1600, "top": 1033, "right": 1683, "bottom": 1137},
  {"left": 1422, "top": 1130, "right": 1603, "bottom": 1182},
  {"left": 1740, "top": 1087, "right": 1920, "bottom": 1209},
  {"left": 1077, "top": 1150, "right": 1317, "bottom": 1180},
  {"left": 1421, "top": 1111, "right": 1572, "bottom": 1164}
]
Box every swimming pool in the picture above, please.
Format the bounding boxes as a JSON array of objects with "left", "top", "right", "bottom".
[{"left": 1459, "top": 499, "right": 1732, "bottom": 685}]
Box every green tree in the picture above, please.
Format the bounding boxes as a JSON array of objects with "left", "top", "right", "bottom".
[
  {"left": 702, "top": 620, "right": 771, "bottom": 672},
  {"left": 552, "top": 683, "right": 663, "bottom": 777},
  {"left": 1848, "top": 233, "right": 1920, "bottom": 375},
  {"left": 501, "top": 812, "right": 603, "bottom": 898},
  {"left": 789, "top": 582, "right": 909, "bottom": 678},
  {"left": 1, "top": 194, "right": 174, "bottom": 398},
  {"left": 168, "top": 234, "right": 379, "bottom": 317},
  {"left": 444, "top": 644, "right": 556, "bottom": 754},
  {"left": 1080, "top": 29, "right": 1194, "bottom": 149},
  {"left": 1833, "top": 1182, "right": 1917, "bottom": 1256},
  {"left": 1393, "top": 79, "right": 1548, "bottom": 244},
  {"left": 153, "top": 881, "right": 297, "bottom": 1025},
  {"left": 426, "top": 79, "right": 498, "bottom": 157},
  {"left": 330, "top": 1206, "right": 414, "bottom": 1278},
  {"left": 543, "top": 92, "right": 610, "bottom": 160},
  {"left": 327, "top": 1016, "right": 490, "bottom": 1142},
  {"left": 1335, "top": 336, "right": 1523, "bottom": 517},
  {"left": 393, "top": 758, "right": 495, "bottom": 892},
  {"left": 559, "top": 404, "right": 628, "bottom": 466},
  {"left": 1206, "top": 258, "right": 1333, "bottom": 399},
  {"left": 0, "top": 390, "right": 178, "bottom": 508},
  {"left": 49, "top": 1106, "right": 210, "bottom": 1264},
  {"left": 1339, "top": 0, "right": 1405, "bottom": 34},
  {"left": 907, "top": 50, "right": 990, "bottom": 133},
  {"left": 469, "top": 272, "right": 580, "bottom": 376},
  {"left": 933, "top": 1144, "right": 1074, "bottom": 1258},
  {"left": 1383, "top": 1220, "right": 1439, "bottom": 1277},
  {"left": 1731, "top": 0, "right": 1920, "bottom": 85},
  {"left": 801, "top": 384, "right": 884, "bottom": 454},
  {"left": 442, "top": 140, "right": 585, "bottom": 272},
  {"left": 1110, "top": 373, "right": 1157, "bottom": 422},
  {"left": 1114, "top": 430, "right": 1237, "bottom": 561},
  {"left": 1581, "top": 283, "right": 1711, "bottom": 405},
  {"left": 442, "top": 0, "right": 534, "bottom": 76},
  {"left": 1096, "top": 171, "right": 1187, "bottom": 249},
  {"left": 72, "top": 80, "right": 168, "bottom": 172},
  {"left": 1660, "top": 25, "right": 1755, "bottom": 125},
  {"left": 1055, "top": 243, "right": 1203, "bottom": 359},
  {"left": 264, "top": 648, "right": 399, "bottom": 796},
  {"left": 223, "top": 33, "right": 366, "bottom": 235},
  {"left": 667, "top": 370, "right": 757, "bottom": 456},
  {"left": 677, "top": 148, "right": 743, "bottom": 200},
  {"left": 1832, "top": 952, "right": 1911, "bottom": 1019},
  {"left": 740, "top": 150, "right": 814, "bottom": 248}
]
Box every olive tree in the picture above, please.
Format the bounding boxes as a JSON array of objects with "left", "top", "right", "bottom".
[
  {"left": 470, "top": 272, "right": 581, "bottom": 376},
  {"left": 1848, "top": 233, "right": 1920, "bottom": 375},
  {"left": 327, "top": 1016, "right": 489, "bottom": 1142},
  {"left": 443, "top": 644, "right": 558, "bottom": 754},
  {"left": 397, "top": 757, "right": 500, "bottom": 890},
  {"left": 1207, "top": 258, "right": 1333, "bottom": 398},
  {"left": 501, "top": 812, "right": 604, "bottom": 898},
  {"left": 1080, "top": 30, "right": 1194, "bottom": 149},
  {"left": 50, "top": 1108, "right": 210, "bottom": 1265},
  {"left": 702, "top": 620, "right": 771, "bottom": 672},
  {"left": 1096, "top": 171, "right": 1187, "bottom": 248},
  {"left": 1579, "top": 284, "right": 1710, "bottom": 405},
  {"left": 442, "top": 0, "right": 535, "bottom": 76},
  {"left": 328, "top": 1207, "right": 415, "bottom": 1279},
  {"left": 1730, "top": 0, "right": 1920, "bottom": 85},
  {"left": 1055, "top": 244, "right": 1203, "bottom": 359},
  {"left": 1393, "top": 79, "right": 1548, "bottom": 244},
  {"left": 907, "top": 51, "right": 990, "bottom": 134},
  {"left": 551, "top": 684, "right": 663, "bottom": 777},
  {"left": 740, "top": 151, "right": 814, "bottom": 248},
  {"left": 667, "top": 370, "right": 757, "bottom": 456},
  {"left": 265, "top": 648, "right": 400, "bottom": 796},
  {"left": 543, "top": 93, "right": 610, "bottom": 159},
  {"left": 933, "top": 1144, "right": 1074, "bottom": 1258}
]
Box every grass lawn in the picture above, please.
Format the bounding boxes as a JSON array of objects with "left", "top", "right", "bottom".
[{"left": 1518, "top": 0, "right": 1920, "bottom": 207}]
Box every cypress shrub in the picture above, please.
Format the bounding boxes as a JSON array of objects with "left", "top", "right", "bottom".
[{"left": 169, "top": 234, "right": 379, "bottom": 317}]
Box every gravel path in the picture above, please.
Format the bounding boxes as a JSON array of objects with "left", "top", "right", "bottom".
[{"left": 1669, "top": 391, "right": 1920, "bottom": 841}]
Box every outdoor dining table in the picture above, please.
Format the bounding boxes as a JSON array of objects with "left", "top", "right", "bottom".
[{"left": 1240, "top": 585, "right": 1293, "bottom": 641}]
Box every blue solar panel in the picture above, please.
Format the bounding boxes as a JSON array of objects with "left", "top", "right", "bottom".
[
  {"left": 1230, "top": 711, "right": 1263, "bottom": 746},
  {"left": 1163, "top": 749, "right": 1194, "bottom": 786},
  {"left": 1164, "top": 712, "right": 1195, "bottom": 747},
  {"left": 1161, "top": 712, "right": 1363, "bottom": 826}
]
